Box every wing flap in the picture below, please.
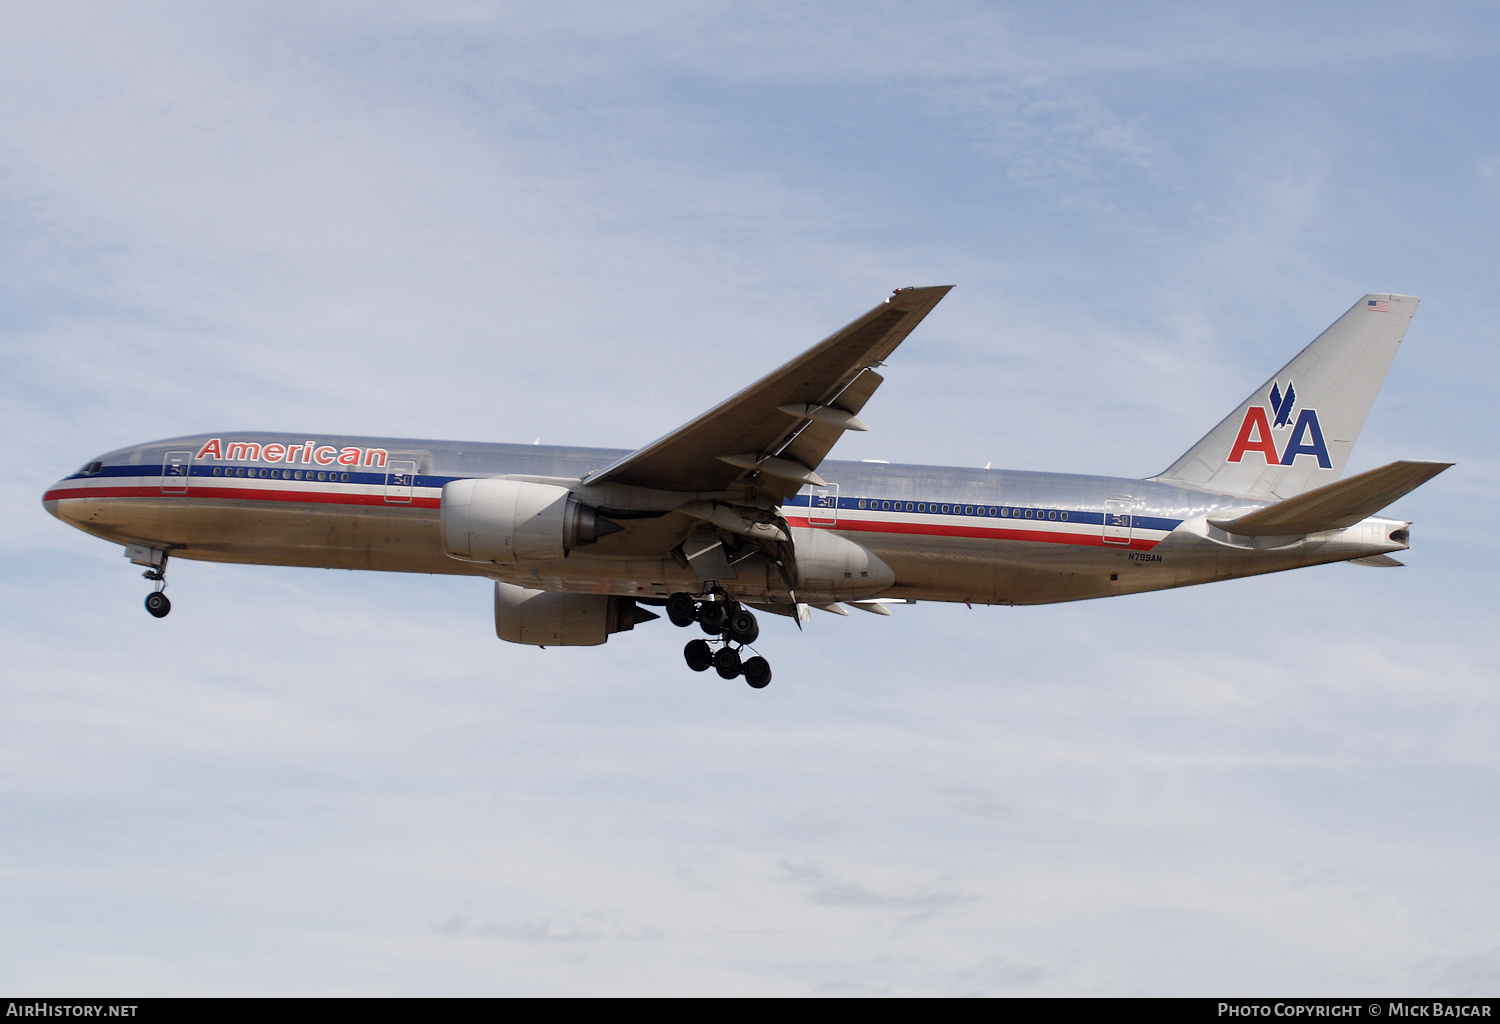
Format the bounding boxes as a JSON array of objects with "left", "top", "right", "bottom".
[{"left": 1209, "top": 459, "right": 1452, "bottom": 536}]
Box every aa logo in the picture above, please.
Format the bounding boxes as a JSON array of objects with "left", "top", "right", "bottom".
[{"left": 1226, "top": 380, "right": 1332, "bottom": 468}]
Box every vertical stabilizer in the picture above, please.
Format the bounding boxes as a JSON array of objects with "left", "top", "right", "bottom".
[{"left": 1150, "top": 294, "right": 1418, "bottom": 500}]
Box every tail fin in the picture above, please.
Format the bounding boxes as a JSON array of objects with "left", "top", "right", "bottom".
[{"left": 1150, "top": 294, "right": 1419, "bottom": 499}]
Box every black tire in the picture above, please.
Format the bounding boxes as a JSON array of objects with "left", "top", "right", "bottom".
[
  {"left": 144, "top": 592, "right": 171, "bottom": 618},
  {"left": 727, "top": 609, "right": 759, "bottom": 645},
  {"left": 743, "top": 656, "right": 771, "bottom": 689},
  {"left": 684, "top": 639, "right": 714, "bottom": 672},
  {"left": 713, "top": 646, "right": 742, "bottom": 679},
  {"left": 698, "top": 602, "right": 729, "bottom": 635},
  {"left": 666, "top": 592, "right": 697, "bottom": 627}
]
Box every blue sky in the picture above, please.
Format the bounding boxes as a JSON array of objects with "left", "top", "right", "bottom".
[{"left": 2, "top": 2, "right": 1497, "bottom": 995}]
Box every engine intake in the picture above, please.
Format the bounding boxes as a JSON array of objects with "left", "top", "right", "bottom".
[{"left": 441, "top": 478, "right": 620, "bottom": 563}]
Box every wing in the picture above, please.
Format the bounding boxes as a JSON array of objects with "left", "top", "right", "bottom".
[{"left": 586, "top": 286, "right": 952, "bottom": 499}]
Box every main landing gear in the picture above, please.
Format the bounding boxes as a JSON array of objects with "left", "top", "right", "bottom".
[{"left": 667, "top": 592, "right": 772, "bottom": 689}]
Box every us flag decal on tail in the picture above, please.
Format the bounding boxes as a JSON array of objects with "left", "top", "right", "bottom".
[{"left": 1368, "top": 299, "right": 1389, "bottom": 312}]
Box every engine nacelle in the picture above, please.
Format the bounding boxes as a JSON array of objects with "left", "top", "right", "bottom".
[
  {"left": 790, "top": 527, "right": 895, "bottom": 600},
  {"left": 494, "top": 582, "right": 652, "bottom": 646},
  {"left": 441, "top": 478, "right": 618, "bottom": 564}
]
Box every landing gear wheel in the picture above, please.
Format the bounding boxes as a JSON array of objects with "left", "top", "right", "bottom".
[
  {"left": 743, "top": 656, "right": 772, "bottom": 689},
  {"left": 666, "top": 592, "right": 698, "bottom": 627},
  {"left": 684, "top": 639, "right": 713, "bottom": 672},
  {"left": 727, "top": 609, "right": 759, "bottom": 645},
  {"left": 698, "top": 602, "right": 730, "bottom": 635},
  {"left": 144, "top": 592, "right": 171, "bottom": 618},
  {"left": 713, "top": 646, "right": 742, "bottom": 680}
]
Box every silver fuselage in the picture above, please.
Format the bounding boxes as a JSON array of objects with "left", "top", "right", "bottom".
[{"left": 43, "top": 432, "right": 1411, "bottom": 607}]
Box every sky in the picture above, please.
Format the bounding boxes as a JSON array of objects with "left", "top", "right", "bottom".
[{"left": 2, "top": 1, "right": 1498, "bottom": 996}]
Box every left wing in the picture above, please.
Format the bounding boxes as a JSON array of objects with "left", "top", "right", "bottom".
[{"left": 586, "top": 286, "right": 951, "bottom": 498}]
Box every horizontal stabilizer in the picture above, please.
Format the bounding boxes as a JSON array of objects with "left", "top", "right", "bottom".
[{"left": 1209, "top": 460, "right": 1451, "bottom": 536}]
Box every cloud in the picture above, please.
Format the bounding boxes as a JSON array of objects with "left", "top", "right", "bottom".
[{"left": 778, "top": 860, "right": 974, "bottom": 917}]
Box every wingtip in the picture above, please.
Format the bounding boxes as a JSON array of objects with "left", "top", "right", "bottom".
[{"left": 887, "top": 284, "right": 955, "bottom": 308}]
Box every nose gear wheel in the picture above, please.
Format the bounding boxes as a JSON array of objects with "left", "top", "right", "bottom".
[{"left": 140, "top": 550, "right": 172, "bottom": 618}]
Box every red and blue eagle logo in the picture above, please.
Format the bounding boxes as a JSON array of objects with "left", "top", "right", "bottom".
[{"left": 1226, "top": 380, "right": 1332, "bottom": 468}]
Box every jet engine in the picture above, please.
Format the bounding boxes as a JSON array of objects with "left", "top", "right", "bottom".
[
  {"left": 494, "top": 581, "right": 657, "bottom": 646},
  {"left": 441, "top": 478, "right": 620, "bottom": 564}
]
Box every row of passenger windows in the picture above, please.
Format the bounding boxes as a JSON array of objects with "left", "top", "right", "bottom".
[
  {"left": 855, "top": 499, "right": 1070, "bottom": 522},
  {"left": 210, "top": 467, "right": 351, "bottom": 482}
]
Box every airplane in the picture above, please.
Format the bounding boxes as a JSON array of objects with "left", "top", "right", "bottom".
[{"left": 43, "top": 288, "right": 1450, "bottom": 689}]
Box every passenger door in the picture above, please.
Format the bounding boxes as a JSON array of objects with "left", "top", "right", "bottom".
[
  {"left": 161, "top": 451, "right": 194, "bottom": 494},
  {"left": 809, "top": 483, "right": 839, "bottom": 526},
  {"left": 384, "top": 460, "right": 417, "bottom": 504},
  {"left": 1103, "top": 500, "right": 1133, "bottom": 546}
]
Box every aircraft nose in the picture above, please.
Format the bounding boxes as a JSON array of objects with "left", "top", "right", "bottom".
[
  {"left": 42, "top": 479, "right": 70, "bottom": 520},
  {"left": 43, "top": 457, "right": 106, "bottom": 520}
]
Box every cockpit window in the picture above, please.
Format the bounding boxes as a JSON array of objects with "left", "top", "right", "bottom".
[{"left": 79, "top": 461, "right": 103, "bottom": 476}]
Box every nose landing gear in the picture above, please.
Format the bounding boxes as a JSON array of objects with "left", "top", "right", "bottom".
[
  {"left": 672, "top": 592, "right": 773, "bottom": 689},
  {"left": 129, "top": 545, "right": 172, "bottom": 618}
]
